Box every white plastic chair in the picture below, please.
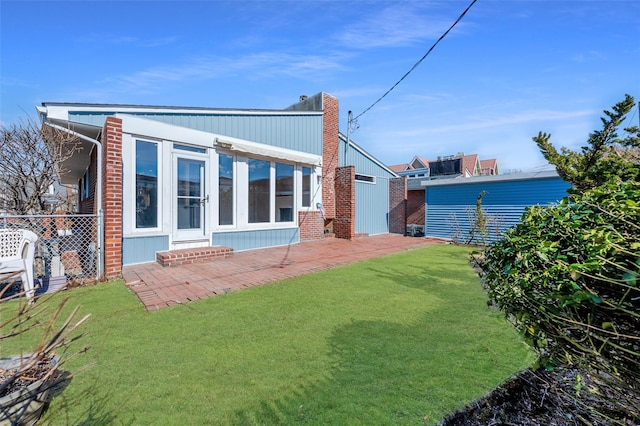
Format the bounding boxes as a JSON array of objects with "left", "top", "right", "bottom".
[{"left": 0, "top": 228, "right": 39, "bottom": 303}]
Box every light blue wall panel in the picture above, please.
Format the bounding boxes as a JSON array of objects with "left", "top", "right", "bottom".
[
  {"left": 336, "top": 137, "right": 395, "bottom": 235},
  {"left": 69, "top": 112, "right": 111, "bottom": 128},
  {"left": 338, "top": 138, "right": 396, "bottom": 178},
  {"left": 69, "top": 112, "right": 323, "bottom": 156},
  {"left": 355, "top": 180, "right": 390, "bottom": 235},
  {"left": 212, "top": 228, "right": 299, "bottom": 251},
  {"left": 122, "top": 235, "right": 170, "bottom": 265},
  {"left": 426, "top": 177, "right": 570, "bottom": 206},
  {"left": 426, "top": 205, "right": 531, "bottom": 243},
  {"left": 424, "top": 175, "right": 571, "bottom": 243}
]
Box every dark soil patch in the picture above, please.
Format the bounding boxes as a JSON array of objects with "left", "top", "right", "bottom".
[
  {"left": 439, "top": 367, "right": 637, "bottom": 425},
  {"left": 0, "top": 363, "right": 51, "bottom": 397}
]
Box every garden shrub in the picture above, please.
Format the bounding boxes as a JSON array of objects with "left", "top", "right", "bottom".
[{"left": 478, "top": 180, "right": 640, "bottom": 421}]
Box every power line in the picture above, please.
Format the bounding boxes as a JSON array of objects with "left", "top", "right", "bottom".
[{"left": 352, "top": 0, "right": 478, "bottom": 123}]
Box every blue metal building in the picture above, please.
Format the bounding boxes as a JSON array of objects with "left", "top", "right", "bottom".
[{"left": 423, "top": 169, "right": 571, "bottom": 242}]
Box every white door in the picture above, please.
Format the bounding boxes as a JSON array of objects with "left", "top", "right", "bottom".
[{"left": 174, "top": 156, "right": 208, "bottom": 241}]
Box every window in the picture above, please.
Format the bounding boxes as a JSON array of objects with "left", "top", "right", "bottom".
[
  {"left": 301, "top": 167, "right": 311, "bottom": 207},
  {"left": 174, "top": 143, "right": 206, "bottom": 154},
  {"left": 248, "top": 159, "right": 270, "bottom": 223},
  {"left": 136, "top": 140, "right": 158, "bottom": 228},
  {"left": 355, "top": 173, "right": 375, "bottom": 183},
  {"left": 275, "top": 163, "right": 294, "bottom": 222},
  {"left": 80, "top": 169, "right": 90, "bottom": 200},
  {"left": 219, "top": 154, "right": 234, "bottom": 225}
]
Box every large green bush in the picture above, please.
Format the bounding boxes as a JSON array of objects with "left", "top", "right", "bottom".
[{"left": 478, "top": 181, "right": 640, "bottom": 420}]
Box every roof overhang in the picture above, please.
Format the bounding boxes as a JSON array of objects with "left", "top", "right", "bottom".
[
  {"left": 37, "top": 106, "right": 102, "bottom": 185},
  {"left": 421, "top": 169, "right": 560, "bottom": 188}
]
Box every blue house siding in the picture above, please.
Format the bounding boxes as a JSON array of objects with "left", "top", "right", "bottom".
[
  {"left": 69, "top": 111, "right": 323, "bottom": 155},
  {"left": 355, "top": 180, "right": 390, "bottom": 235},
  {"left": 426, "top": 204, "right": 539, "bottom": 242},
  {"left": 212, "top": 228, "right": 299, "bottom": 251},
  {"left": 338, "top": 137, "right": 396, "bottom": 178},
  {"left": 122, "top": 235, "right": 170, "bottom": 265},
  {"left": 424, "top": 173, "right": 570, "bottom": 242},
  {"left": 427, "top": 176, "right": 569, "bottom": 206},
  {"left": 338, "top": 136, "right": 397, "bottom": 235}
]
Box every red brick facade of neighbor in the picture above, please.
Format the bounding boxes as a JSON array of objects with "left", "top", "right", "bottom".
[{"left": 93, "top": 94, "right": 407, "bottom": 279}]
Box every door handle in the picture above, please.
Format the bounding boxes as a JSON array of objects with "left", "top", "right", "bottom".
[{"left": 201, "top": 195, "right": 209, "bottom": 205}]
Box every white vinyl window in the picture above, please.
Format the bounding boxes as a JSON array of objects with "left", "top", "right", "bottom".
[
  {"left": 219, "top": 153, "right": 234, "bottom": 226},
  {"left": 135, "top": 140, "right": 159, "bottom": 229}
]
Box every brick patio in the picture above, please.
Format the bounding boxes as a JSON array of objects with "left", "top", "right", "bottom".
[{"left": 123, "top": 234, "right": 443, "bottom": 310}]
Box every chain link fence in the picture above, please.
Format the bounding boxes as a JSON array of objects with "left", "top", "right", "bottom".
[{"left": 0, "top": 214, "right": 100, "bottom": 296}]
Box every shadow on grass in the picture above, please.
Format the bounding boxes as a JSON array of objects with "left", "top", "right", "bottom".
[
  {"left": 226, "top": 247, "right": 521, "bottom": 424},
  {"left": 41, "top": 376, "right": 117, "bottom": 426},
  {"left": 229, "top": 313, "right": 526, "bottom": 425}
]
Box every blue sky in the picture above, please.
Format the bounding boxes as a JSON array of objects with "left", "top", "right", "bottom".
[{"left": 2, "top": 1, "right": 639, "bottom": 171}]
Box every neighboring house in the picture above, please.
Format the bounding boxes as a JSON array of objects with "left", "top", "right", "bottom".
[
  {"left": 37, "top": 92, "right": 406, "bottom": 279},
  {"left": 390, "top": 152, "right": 499, "bottom": 180},
  {"left": 388, "top": 152, "right": 499, "bottom": 230}
]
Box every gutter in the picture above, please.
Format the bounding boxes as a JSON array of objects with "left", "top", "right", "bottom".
[{"left": 38, "top": 112, "right": 104, "bottom": 280}]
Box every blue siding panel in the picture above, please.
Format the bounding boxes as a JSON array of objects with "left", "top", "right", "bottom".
[
  {"left": 122, "top": 235, "right": 170, "bottom": 265},
  {"left": 424, "top": 175, "right": 571, "bottom": 243},
  {"left": 355, "top": 181, "right": 390, "bottom": 235},
  {"left": 336, "top": 137, "right": 395, "bottom": 235},
  {"left": 69, "top": 112, "right": 323, "bottom": 155},
  {"left": 426, "top": 177, "right": 570, "bottom": 206},
  {"left": 338, "top": 138, "right": 396, "bottom": 178},
  {"left": 212, "top": 228, "right": 299, "bottom": 251},
  {"left": 426, "top": 205, "right": 531, "bottom": 243}
]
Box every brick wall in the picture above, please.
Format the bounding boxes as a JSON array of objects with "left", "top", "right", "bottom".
[
  {"left": 102, "top": 117, "right": 123, "bottom": 279},
  {"left": 389, "top": 177, "right": 407, "bottom": 234},
  {"left": 298, "top": 210, "right": 325, "bottom": 242},
  {"left": 407, "top": 189, "right": 425, "bottom": 225},
  {"left": 334, "top": 166, "right": 355, "bottom": 240},
  {"left": 322, "top": 93, "right": 339, "bottom": 220}
]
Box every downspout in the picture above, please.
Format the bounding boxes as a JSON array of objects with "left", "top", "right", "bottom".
[{"left": 39, "top": 117, "right": 104, "bottom": 280}]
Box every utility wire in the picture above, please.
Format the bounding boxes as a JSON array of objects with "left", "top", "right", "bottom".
[{"left": 353, "top": 0, "right": 478, "bottom": 122}]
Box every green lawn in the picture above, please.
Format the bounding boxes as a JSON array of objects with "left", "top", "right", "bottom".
[{"left": 8, "top": 244, "right": 533, "bottom": 425}]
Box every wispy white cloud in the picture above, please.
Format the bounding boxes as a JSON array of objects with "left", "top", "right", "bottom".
[
  {"left": 334, "top": 3, "right": 466, "bottom": 49},
  {"left": 69, "top": 50, "right": 351, "bottom": 101},
  {"left": 393, "top": 109, "right": 594, "bottom": 138}
]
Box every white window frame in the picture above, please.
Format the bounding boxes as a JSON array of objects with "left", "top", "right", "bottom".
[
  {"left": 219, "top": 154, "right": 318, "bottom": 230},
  {"left": 298, "top": 165, "right": 313, "bottom": 210},
  {"left": 355, "top": 173, "right": 376, "bottom": 184},
  {"left": 215, "top": 151, "right": 237, "bottom": 229},
  {"left": 132, "top": 138, "right": 162, "bottom": 233}
]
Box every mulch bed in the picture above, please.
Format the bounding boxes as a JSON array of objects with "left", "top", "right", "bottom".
[{"left": 439, "top": 367, "right": 637, "bottom": 425}]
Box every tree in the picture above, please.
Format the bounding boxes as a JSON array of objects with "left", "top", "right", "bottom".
[
  {"left": 534, "top": 94, "right": 640, "bottom": 192},
  {"left": 0, "top": 118, "right": 81, "bottom": 214}
]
